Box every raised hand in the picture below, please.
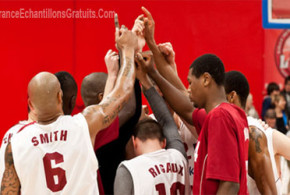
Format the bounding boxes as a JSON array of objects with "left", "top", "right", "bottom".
[
  {"left": 141, "top": 7, "right": 155, "bottom": 46},
  {"left": 115, "top": 13, "right": 138, "bottom": 51},
  {"left": 105, "top": 49, "right": 119, "bottom": 76},
  {"left": 158, "top": 42, "right": 177, "bottom": 73},
  {"left": 135, "top": 51, "right": 154, "bottom": 89},
  {"left": 135, "top": 50, "right": 155, "bottom": 74},
  {"left": 132, "top": 14, "right": 146, "bottom": 52},
  {"left": 115, "top": 26, "right": 138, "bottom": 51}
]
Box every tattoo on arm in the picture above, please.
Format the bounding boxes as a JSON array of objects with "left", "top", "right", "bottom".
[
  {"left": 249, "top": 126, "right": 263, "bottom": 153},
  {"left": 1, "top": 142, "right": 20, "bottom": 195},
  {"left": 102, "top": 98, "right": 126, "bottom": 125},
  {"left": 122, "top": 57, "right": 133, "bottom": 78}
]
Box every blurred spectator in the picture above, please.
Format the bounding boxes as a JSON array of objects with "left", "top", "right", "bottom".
[
  {"left": 264, "top": 108, "right": 277, "bottom": 129},
  {"left": 281, "top": 76, "right": 290, "bottom": 118},
  {"left": 245, "top": 93, "right": 259, "bottom": 119},
  {"left": 272, "top": 94, "right": 289, "bottom": 134},
  {"left": 261, "top": 82, "right": 280, "bottom": 120}
]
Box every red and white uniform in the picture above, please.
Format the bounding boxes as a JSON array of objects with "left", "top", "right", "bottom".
[
  {"left": 178, "top": 118, "right": 197, "bottom": 192},
  {"left": 0, "top": 121, "right": 28, "bottom": 187},
  {"left": 247, "top": 116, "right": 281, "bottom": 195},
  {"left": 265, "top": 128, "right": 282, "bottom": 195},
  {"left": 120, "top": 149, "right": 190, "bottom": 195},
  {"left": 150, "top": 113, "right": 197, "bottom": 192},
  {"left": 192, "top": 103, "right": 249, "bottom": 194},
  {"left": 11, "top": 114, "right": 99, "bottom": 195}
]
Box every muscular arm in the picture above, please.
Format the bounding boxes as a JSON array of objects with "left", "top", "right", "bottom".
[
  {"left": 216, "top": 181, "right": 240, "bottom": 195},
  {"left": 148, "top": 42, "right": 187, "bottom": 95},
  {"left": 118, "top": 87, "right": 136, "bottom": 127},
  {"left": 143, "top": 85, "right": 187, "bottom": 159},
  {"left": 248, "top": 126, "right": 277, "bottom": 195},
  {"left": 1, "top": 142, "right": 20, "bottom": 195},
  {"left": 114, "top": 165, "right": 133, "bottom": 195},
  {"left": 148, "top": 69, "right": 194, "bottom": 126},
  {"left": 83, "top": 48, "right": 136, "bottom": 145},
  {"left": 273, "top": 129, "right": 290, "bottom": 160},
  {"left": 103, "top": 73, "right": 117, "bottom": 98}
]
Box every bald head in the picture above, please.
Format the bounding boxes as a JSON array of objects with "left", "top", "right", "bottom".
[
  {"left": 28, "top": 72, "right": 63, "bottom": 121},
  {"left": 81, "top": 72, "right": 107, "bottom": 107}
]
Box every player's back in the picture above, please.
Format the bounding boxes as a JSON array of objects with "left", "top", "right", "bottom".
[
  {"left": 217, "top": 103, "right": 249, "bottom": 194},
  {"left": 120, "top": 148, "right": 189, "bottom": 195},
  {"left": 11, "top": 113, "right": 99, "bottom": 195},
  {"left": 246, "top": 116, "right": 281, "bottom": 195},
  {"left": 0, "top": 121, "right": 28, "bottom": 189}
]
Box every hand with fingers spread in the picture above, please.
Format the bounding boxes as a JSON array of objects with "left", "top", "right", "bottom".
[
  {"left": 105, "top": 49, "right": 119, "bottom": 77},
  {"left": 132, "top": 14, "right": 146, "bottom": 52},
  {"left": 158, "top": 42, "right": 177, "bottom": 73},
  {"left": 141, "top": 6, "right": 155, "bottom": 46}
]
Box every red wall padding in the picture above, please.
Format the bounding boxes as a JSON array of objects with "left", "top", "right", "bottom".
[{"left": 0, "top": 0, "right": 264, "bottom": 141}]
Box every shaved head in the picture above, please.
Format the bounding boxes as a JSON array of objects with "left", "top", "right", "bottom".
[
  {"left": 81, "top": 72, "right": 108, "bottom": 107},
  {"left": 28, "top": 72, "right": 63, "bottom": 121}
]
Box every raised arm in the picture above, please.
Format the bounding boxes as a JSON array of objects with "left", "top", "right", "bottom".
[
  {"left": 103, "top": 49, "right": 119, "bottom": 98},
  {"left": 248, "top": 126, "right": 277, "bottom": 195},
  {"left": 1, "top": 142, "right": 20, "bottom": 195},
  {"left": 83, "top": 25, "right": 138, "bottom": 145},
  {"left": 103, "top": 49, "right": 137, "bottom": 127},
  {"left": 141, "top": 7, "right": 187, "bottom": 94},
  {"left": 135, "top": 51, "right": 194, "bottom": 125},
  {"left": 136, "top": 54, "right": 186, "bottom": 158}
]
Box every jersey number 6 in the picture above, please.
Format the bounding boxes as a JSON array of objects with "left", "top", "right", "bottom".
[{"left": 43, "top": 152, "right": 67, "bottom": 192}]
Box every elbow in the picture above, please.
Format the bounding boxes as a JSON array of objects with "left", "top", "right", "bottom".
[{"left": 217, "top": 181, "right": 240, "bottom": 195}]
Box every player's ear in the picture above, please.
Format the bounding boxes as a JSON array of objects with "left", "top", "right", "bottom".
[
  {"left": 132, "top": 136, "right": 137, "bottom": 148},
  {"left": 98, "top": 92, "right": 104, "bottom": 103},
  {"left": 58, "top": 90, "right": 63, "bottom": 104},
  {"left": 161, "top": 138, "right": 166, "bottom": 149},
  {"left": 28, "top": 98, "right": 34, "bottom": 112},
  {"left": 202, "top": 72, "right": 211, "bottom": 87},
  {"left": 227, "top": 91, "right": 236, "bottom": 103},
  {"left": 70, "top": 95, "right": 77, "bottom": 113}
]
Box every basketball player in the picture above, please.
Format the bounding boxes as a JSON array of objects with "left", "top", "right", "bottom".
[
  {"left": 0, "top": 26, "right": 138, "bottom": 194},
  {"left": 146, "top": 42, "right": 198, "bottom": 190},
  {"left": 224, "top": 71, "right": 277, "bottom": 194},
  {"left": 0, "top": 109, "right": 36, "bottom": 191},
  {"left": 54, "top": 71, "right": 77, "bottom": 115},
  {"left": 114, "top": 56, "right": 189, "bottom": 194},
  {"left": 140, "top": 7, "right": 248, "bottom": 194},
  {"left": 0, "top": 72, "right": 75, "bottom": 189}
]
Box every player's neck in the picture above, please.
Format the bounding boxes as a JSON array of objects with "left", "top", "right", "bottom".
[
  {"left": 204, "top": 86, "right": 227, "bottom": 113},
  {"left": 137, "top": 140, "right": 163, "bottom": 155},
  {"left": 37, "top": 111, "right": 63, "bottom": 125}
]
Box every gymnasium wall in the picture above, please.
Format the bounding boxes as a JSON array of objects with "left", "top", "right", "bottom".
[{"left": 0, "top": 0, "right": 265, "bottom": 141}]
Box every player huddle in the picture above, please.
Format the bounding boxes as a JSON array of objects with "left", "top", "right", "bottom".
[{"left": 1, "top": 6, "right": 290, "bottom": 195}]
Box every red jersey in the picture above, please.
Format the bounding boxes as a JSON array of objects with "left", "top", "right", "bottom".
[
  {"left": 192, "top": 108, "right": 207, "bottom": 135},
  {"left": 94, "top": 116, "right": 119, "bottom": 151},
  {"left": 192, "top": 103, "right": 249, "bottom": 194}
]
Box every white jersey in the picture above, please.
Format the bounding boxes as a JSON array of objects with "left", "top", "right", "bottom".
[
  {"left": 11, "top": 114, "right": 99, "bottom": 195},
  {"left": 120, "top": 149, "right": 189, "bottom": 195},
  {"left": 177, "top": 117, "right": 196, "bottom": 191},
  {"left": 150, "top": 113, "right": 196, "bottom": 191},
  {"left": 246, "top": 116, "right": 281, "bottom": 195},
  {"left": 0, "top": 121, "right": 28, "bottom": 188}
]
